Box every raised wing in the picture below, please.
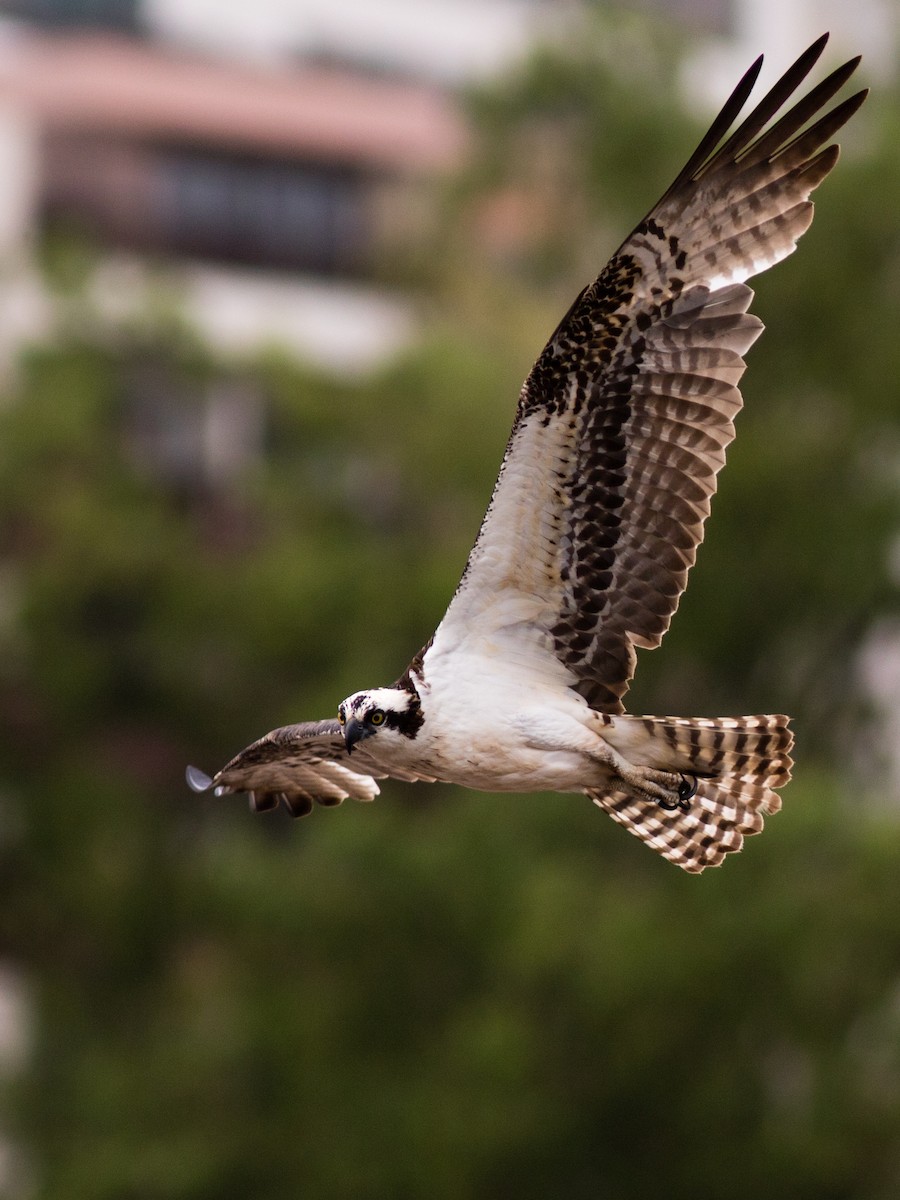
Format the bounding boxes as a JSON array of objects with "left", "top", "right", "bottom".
[
  {"left": 422, "top": 35, "right": 865, "bottom": 711},
  {"left": 187, "top": 719, "right": 433, "bottom": 817}
]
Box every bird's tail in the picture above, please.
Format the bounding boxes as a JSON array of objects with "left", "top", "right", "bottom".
[{"left": 588, "top": 714, "right": 793, "bottom": 873}]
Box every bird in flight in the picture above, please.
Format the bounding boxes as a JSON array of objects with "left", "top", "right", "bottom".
[{"left": 188, "top": 35, "right": 866, "bottom": 872}]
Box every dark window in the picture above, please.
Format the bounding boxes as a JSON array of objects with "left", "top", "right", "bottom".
[{"left": 157, "top": 151, "right": 371, "bottom": 273}]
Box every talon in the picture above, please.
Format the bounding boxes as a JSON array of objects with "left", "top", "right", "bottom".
[
  {"left": 655, "top": 774, "right": 697, "bottom": 813},
  {"left": 678, "top": 773, "right": 698, "bottom": 802},
  {"left": 614, "top": 761, "right": 697, "bottom": 813},
  {"left": 658, "top": 794, "right": 686, "bottom": 812}
]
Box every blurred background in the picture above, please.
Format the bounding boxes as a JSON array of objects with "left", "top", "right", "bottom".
[{"left": 0, "top": 0, "right": 897, "bottom": 1196}]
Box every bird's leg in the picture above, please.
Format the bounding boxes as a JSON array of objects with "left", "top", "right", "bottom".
[
  {"left": 517, "top": 714, "right": 699, "bottom": 811},
  {"left": 620, "top": 764, "right": 697, "bottom": 811},
  {"left": 590, "top": 739, "right": 698, "bottom": 812}
]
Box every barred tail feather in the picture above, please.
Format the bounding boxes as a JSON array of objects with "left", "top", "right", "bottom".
[{"left": 590, "top": 713, "right": 793, "bottom": 872}]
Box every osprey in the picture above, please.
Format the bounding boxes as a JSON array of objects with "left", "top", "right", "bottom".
[{"left": 188, "top": 36, "right": 866, "bottom": 872}]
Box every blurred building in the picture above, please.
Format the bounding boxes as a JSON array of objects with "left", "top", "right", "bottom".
[
  {"left": 0, "top": 0, "right": 566, "bottom": 372},
  {"left": 0, "top": 22, "right": 475, "bottom": 372},
  {"left": 0, "top": 0, "right": 892, "bottom": 375},
  {"left": 0, "top": 29, "right": 469, "bottom": 272}
]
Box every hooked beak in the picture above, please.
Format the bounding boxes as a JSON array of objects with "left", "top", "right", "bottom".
[{"left": 343, "top": 718, "right": 371, "bottom": 755}]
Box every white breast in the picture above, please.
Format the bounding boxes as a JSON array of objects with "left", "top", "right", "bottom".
[{"left": 385, "top": 650, "right": 609, "bottom": 794}]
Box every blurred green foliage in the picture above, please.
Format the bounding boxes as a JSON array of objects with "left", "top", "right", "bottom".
[{"left": 1, "top": 18, "right": 899, "bottom": 1200}]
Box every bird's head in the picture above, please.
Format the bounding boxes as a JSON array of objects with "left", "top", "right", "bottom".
[{"left": 338, "top": 685, "right": 423, "bottom": 754}]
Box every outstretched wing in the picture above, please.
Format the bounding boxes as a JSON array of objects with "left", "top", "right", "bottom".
[
  {"left": 187, "top": 719, "right": 433, "bottom": 817},
  {"left": 420, "top": 35, "right": 865, "bottom": 712}
]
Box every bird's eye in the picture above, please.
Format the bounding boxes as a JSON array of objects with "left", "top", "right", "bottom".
[
  {"left": 338, "top": 710, "right": 345, "bottom": 725},
  {"left": 369, "top": 708, "right": 386, "bottom": 726}
]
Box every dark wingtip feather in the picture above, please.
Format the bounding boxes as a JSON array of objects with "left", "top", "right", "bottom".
[
  {"left": 250, "top": 791, "right": 282, "bottom": 814},
  {"left": 657, "top": 50, "right": 764, "bottom": 205},
  {"left": 281, "top": 793, "right": 315, "bottom": 818},
  {"left": 660, "top": 33, "right": 862, "bottom": 208}
]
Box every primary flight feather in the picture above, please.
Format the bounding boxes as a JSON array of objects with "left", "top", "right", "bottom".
[{"left": 188, "top": 35, "right": 866, "bottom": 872}]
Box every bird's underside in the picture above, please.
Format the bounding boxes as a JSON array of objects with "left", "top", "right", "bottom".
[{"left": 188, "top": 35, "right": 864, "bottom": 873}]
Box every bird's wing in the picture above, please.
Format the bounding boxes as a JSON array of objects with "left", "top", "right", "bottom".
[
  {"left": 187, "top": 719, "right": 435, "bottom": 817},
  {"left": 416, "top": 35, "right": 865, "bottom": 712}
]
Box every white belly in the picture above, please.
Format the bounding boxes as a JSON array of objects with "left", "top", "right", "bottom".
[
  {"left": 430, "top": 747, "right": 611, "bottom": 794},
  {"left": 372, "top": 666, "right": 616, "bottom": 795}
]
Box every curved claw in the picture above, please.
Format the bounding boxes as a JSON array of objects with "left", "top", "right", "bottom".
[
  {"left": 678, "top": 773, "right": 699, "bottom": 802},
  {"left": 657, "top": 794, "right": 686, "bottom": 812},
  {"left": 186, "top": 765, "right": 214, "bottom": 793},
  {"left": 657, "top": 774, "right": 697, "bottom": 813}
]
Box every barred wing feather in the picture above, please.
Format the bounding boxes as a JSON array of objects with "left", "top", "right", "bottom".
[
  {"left": 186, "top": 720, "right": 435, "bottom": 817},
  {"left": 425, "top": 36, "right": 865, "bottom": 712}
]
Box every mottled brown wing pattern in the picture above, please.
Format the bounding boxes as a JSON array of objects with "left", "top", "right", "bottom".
[
  {"left": 528, "top": 38, "right": 864, "bottom": 710},
  {"left": 537, "top": 271, "right": 763, "bottom": 710},
  {"left": 427, "top": 36, "right": 864, "bottom": 710},
  {"left": 187, "top": 719, "right": 429, "bottom": 818}
]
